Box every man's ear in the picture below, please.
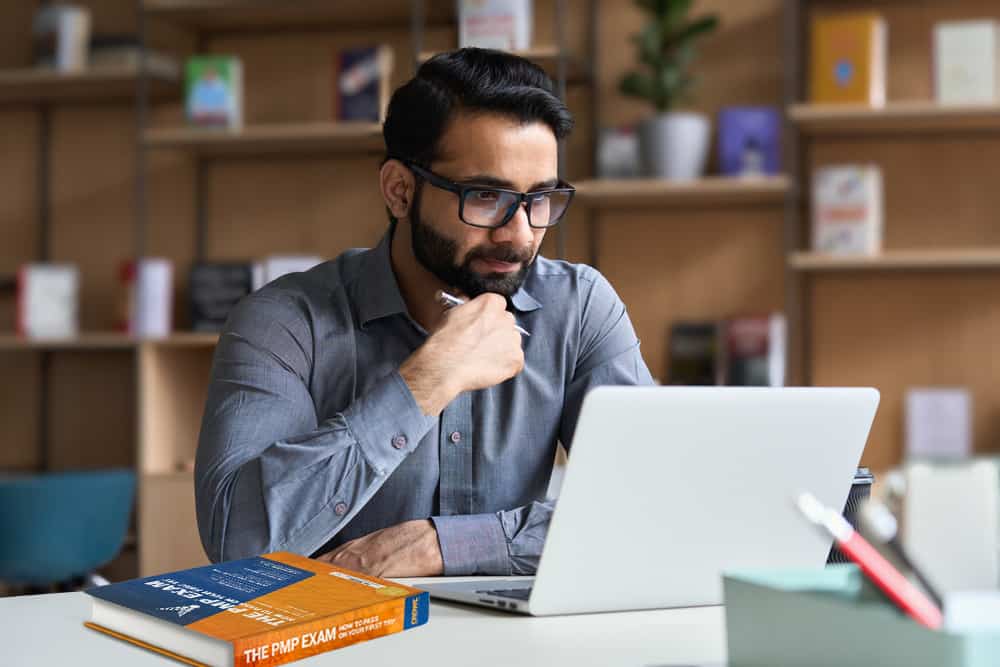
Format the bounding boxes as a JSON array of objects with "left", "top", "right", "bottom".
[{"left": 380, "top": 159, "right": 416, "bottom": 221}]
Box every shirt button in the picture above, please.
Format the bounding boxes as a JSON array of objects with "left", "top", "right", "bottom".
[
  {"left": 449, "top": 431, "right": 462, "bottom": 444},
  {"left": 392, "top": 435, "right": 407, "bottom": 450},
  {"left": 334, "top": 502, "right": 348, "bottom": 516}
]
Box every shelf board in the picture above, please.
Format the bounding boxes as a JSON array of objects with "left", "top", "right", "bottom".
[
  {"left": 790, "top": 250, "right": 1000, "bottom": 272},
  {"left": 788, "top": 102, "right": 1000, "bottom": 134},
  {"left": 418, "top": 46, "right": 588, "bottom": 83},
  {"left": 144, "top": 332, "right": 220, "bottom": 348},
  {"left": 574, "top": 175, "right": 791, "bottom": 208},
  {"left": 144, "top": 122, "right": 384, "bottom": 157},
  {"left": 0, "top": 333, "right": 136, "bottom": 351},
  {"left": 0, "top": 65, "right": 178, "bottom": 106},
  {"left": 143, "top": 0, "right": 454, "bottom": 32}
]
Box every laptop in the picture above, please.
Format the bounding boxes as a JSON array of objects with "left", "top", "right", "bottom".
[{"left": 419, "top": 386, "right": 879, "bottom": 615}]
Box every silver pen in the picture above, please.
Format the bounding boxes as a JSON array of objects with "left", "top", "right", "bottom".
[{"left": 435, "top": 290, "right": 531, "bottom": 336}]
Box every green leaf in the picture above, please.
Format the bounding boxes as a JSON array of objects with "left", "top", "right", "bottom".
[
  {"left": 666, "top": 0, "right": 695, "bottom": 27},
  {"left": 666, "top": 15, "right": 719, "bottom": 49},
  {"left": 619, "top": 71, "right": 657, "bottom": 102}
]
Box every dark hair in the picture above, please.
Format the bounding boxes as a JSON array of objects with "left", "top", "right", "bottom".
[{"left": 382, "top": 47, "right": 574, "bottom": 168}]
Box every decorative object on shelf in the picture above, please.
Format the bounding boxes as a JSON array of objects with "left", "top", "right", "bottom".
[
  {"left": 809, "top": 11, "right": 886, "bottom": 106},
  {"left": 717, "top": 107, "right": 782, "bottom": 177},
  {"left": 334, "top": 45, "right": 394, "bottom": 123},
  {"left": 596, "top": 125, "right": 641, "bottom": 178},
  {"left": 16, "top": 263, "right": 80, "bottom": 339},
  {"left": 905, "top": 388, "right": 973, "bottom": 461},
  {"left": 458, "top": 0, "right": 533, "bottom": 51},
  {"left": 620, "top": 0, "right": 719, "bottom": 180},
  {"left": 811, "top": 164, "right": 883, "bottom": 255},
  {"left": 252, "top": 255, "right": 324, "bottom": 292},
  {"left": 934, "top": 20, "right": 1000, "bottom": 105},
  {"left": 667, "top": 321, "right": 721, "bottom": 385},
  {"left": 189, "top": 262, "right": 254, "bottom": 332},
  {"left": 32, "top": 3, "right": 91, "bottom": 71},
  {"left": 88, "top": 35, "right": 180, "bottom": 79},
  {"left": 185, "top": 55, "right": 243, "bottom": 129},
  {"left": 120, "top": 258, "right": 173, "bottom": 338},
  {"left": 722, "top": 314, "right": 786, "bottom": 387}
]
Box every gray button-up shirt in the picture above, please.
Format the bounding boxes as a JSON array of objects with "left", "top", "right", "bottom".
[{"left": 195, "top": 225, "right": 654, "bottom": 575}]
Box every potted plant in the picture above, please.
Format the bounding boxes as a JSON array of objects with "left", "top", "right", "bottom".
[{"left": 620, "top": 0, "right": 720, "bottom": 180}]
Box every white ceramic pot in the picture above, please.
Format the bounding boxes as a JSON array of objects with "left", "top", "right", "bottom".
[{"left": 638, "top": 112, "right": 711, "bottom": 180}]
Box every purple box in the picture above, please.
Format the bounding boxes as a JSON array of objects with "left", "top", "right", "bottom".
[{"left": 717, "top": 107, "right": 782, "bottom": 176}]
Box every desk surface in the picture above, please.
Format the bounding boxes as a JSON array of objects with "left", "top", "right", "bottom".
[{"left": 0, "top": 577, "right": 727, "bottom": 666}]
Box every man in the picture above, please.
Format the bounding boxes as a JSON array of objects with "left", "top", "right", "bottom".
[{"left": 195, "top": 48, "right": 654, "bottom": 578}]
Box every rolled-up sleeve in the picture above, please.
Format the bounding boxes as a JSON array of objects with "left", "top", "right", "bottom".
[{"left": 195, "top": 295, "right": 437, "bottom": 563}]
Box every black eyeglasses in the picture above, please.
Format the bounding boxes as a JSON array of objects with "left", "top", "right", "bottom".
[{"left": 398, "top": 159, "right": 575, "bottom": 229}]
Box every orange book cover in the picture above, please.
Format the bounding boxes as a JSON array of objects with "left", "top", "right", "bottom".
[
  {"left": 809, "top": 12, "right": 886, "bottom": 105},
  {"left": 85, "top": 552, "right": 429, "bottom": 667}
]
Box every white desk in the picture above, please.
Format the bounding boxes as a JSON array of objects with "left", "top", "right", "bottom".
[{"left": 0, "top": 577, "right": 727, "bottom": 666}]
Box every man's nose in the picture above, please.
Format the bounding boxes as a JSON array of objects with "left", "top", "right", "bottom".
[{"left": 490, "top": 202, "right": 533, "bottom": 247}]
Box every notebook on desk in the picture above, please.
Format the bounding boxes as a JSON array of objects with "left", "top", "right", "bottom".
[{"left": 420, "top": 386, "right": 879, "bottom": 616}]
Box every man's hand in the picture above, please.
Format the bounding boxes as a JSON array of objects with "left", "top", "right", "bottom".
[
  {"left": 400, "top": 293, "right": 524, "bottom": 415},
  {"left": 315, "top": 519, "right": 444, "bottom": 578}
]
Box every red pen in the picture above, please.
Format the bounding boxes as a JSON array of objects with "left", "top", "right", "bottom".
[{"left": 796, "top": 492, "right": 943, "bottom": 630}]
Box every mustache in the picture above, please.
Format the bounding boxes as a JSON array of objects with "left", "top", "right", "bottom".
[{"left": 465, "top": 245, "right": 534, "bottom": 264}]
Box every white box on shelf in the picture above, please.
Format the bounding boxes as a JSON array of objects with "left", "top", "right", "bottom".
[
  {"left": 129, "top": 258, "right": 174, "bottom": 338},
  {"left": 458, "top": 0, "right": 533, "bottom": 51},
  {"left": 32, "top": 4, "right": 91, "bottom": 71},
  {"left": 811, "top": 164, "right": 883, "bottom": 255},
  {"left": 252, "top": 255, "right": 324, "bottom": 292},
  {"left": 905, "top": 387, "right": 973, "bottom": 461},
  {"left": 934, "top": 20, "right": 1000, "bottom": 104},
  {"left": 17, "top": 263, "right": 80, "bottom": 339}
]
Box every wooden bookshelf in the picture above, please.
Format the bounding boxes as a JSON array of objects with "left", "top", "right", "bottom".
[
  {"left": 143, "top": 122, "right": 385, "bottom": 157},
  {"left": 145, "top": 332, "right": 221, "bottom": 348},
  {"left": 790, "top": 250, "right": 1000, "bottom": 272},
  {"left": 575, "top": 176, "right": 791, "bottom": 208},
  {"left": 789, "top": 102, "right": 1000, "bottom": 134},
  {"left": 0, "top": 333, "right": 136, "bottom": 351},
  {"left": 142, "top": 0, "right": 454, "bottom": 31},
  {"left": 0, "top": 66, "right": 177, "bottom": 105},
  {"left": 419, "top": 46, "right": 588, "bottom": 83}
]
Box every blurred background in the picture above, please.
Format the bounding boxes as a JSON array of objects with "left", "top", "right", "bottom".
[{"left": 1, "top": 0, "right": 998, "bottom": 593}]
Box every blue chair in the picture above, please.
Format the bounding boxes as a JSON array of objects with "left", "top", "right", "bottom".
[{"left": 0, "top": 468, "right": 136, "bottom": 589}]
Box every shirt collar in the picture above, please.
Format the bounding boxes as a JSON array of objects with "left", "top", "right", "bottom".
[{"left": 357, "top": 224, "right": 544, "bottom": 325}]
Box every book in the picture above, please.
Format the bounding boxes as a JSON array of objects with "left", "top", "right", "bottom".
[
  {"left": 252, "top": 255, "right": 324, "bottom": 292},
  {"left": 717, "top": 107, "right": 782, "bottom": 177},
  {"left": 85, "top": 552, "right": 429, "bottom": 667},
  {"left": 186, "top": 55, "right": 243, "bottom": 129},
  {"left": 811, "top": 164, "right": 883, "bottom": 255},
  {"left": 16, "top": 263, "right": 79, "bottom": 339},
  {"left": 458, "top": 0, "right": 533, "bottom": 51},
  {"left": 934, "top": 21, "right": 1000, "bottom": 104},
  {"left": 33, "top": 4, "right": 91, "bottom": 71},
  {"left": 667, "top": 321, "right": 722, "bottom": 386},
  {"left": 809, "top": 12, "right": 887, "bottom": 106},
  {"left": 119, "top": 258, "right": 173, "bottom": 338},
  {"left": 190, "top": 262, "right": 254, "bottom": 332},
  {"left": 722, "top": 314, "right": 786, "bottom": 387},
  {"left": 905, "top": 388, "right": 973, "bottom": 461},
  {"left": 334, "top": 45, "right": 394, "bottom": 123}
]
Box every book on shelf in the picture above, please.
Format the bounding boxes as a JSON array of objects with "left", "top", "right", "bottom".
[
  {"left": 334, "top": 45, "right": 394, "bottom": 123},
  {"left": 33, "top": 3, "right": 91, "bottom": 71},
  {"left": 458, "top": 0, "right": 533, "bottom": 51},
  {"left": 252, "top": 255, "right": 325, "bottom": 292},
  {"left": 16, "top": 263, "right": 79, "bottom": 339},
  {"left": 186, "top": 55, "right": 243, "bottom": 129},
  {"left": 190, "top": 262, "right": 254, "bottom": 332},
  {"left": 934, "top": 20, "right": 1000, "bottom": 105},
  {"left": 89, "top": 35, "right": 180, "bottom": 79},
  {"left": 84, "top": 551, "right": 430, "bottom": 667},
  {"left": 905, "top": 388, "right": 973, "bottom": 461},
  {"left": 809, "top": 12, "right": 886, "bottom": 106},
  {"left": 811, "top": 164, "right": 883, "bottom": 255},
  {"left": 667, "top": 321, "right": 722, "bottom": 386},
  {"left": 717, "top": 107, "right": 782, "bottom": 177},
  {"left": 722, "top": 314, "right": 786, "bottom": 388},
  {"left": 119, "top": 258, "right": 173, "bottom": 338}
]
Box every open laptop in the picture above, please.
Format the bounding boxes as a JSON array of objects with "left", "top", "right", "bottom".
[{"left": 419, "top": 386, "right": 879, "bottom": 615}]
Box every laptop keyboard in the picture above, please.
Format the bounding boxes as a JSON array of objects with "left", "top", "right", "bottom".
[{"left": 476, "top": 587, "right": 532, "bottom": 601}]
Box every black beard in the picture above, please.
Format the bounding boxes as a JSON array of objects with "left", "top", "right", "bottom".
[{"left": 409, "top": 199, "right": 535, "bottom": 299}]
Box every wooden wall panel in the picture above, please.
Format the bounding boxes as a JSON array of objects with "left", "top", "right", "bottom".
[
  {"left": 810, "top": 272, "right": 1000, "bottom": 471},
  {"left": 0, "top": 353, "right": 41, "bottom": 470}
]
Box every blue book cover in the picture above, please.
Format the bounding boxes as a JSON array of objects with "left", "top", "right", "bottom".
[{"left": 717, "top": 107, "right": 782, "bottom": 176}]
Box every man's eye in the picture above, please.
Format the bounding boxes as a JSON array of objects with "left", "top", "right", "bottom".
[
  {"left": 530, "top": 193, "right": 549, "bottom": 203},
  {"left": 474, "top": 191, "right": 499, "bottom": 201}
]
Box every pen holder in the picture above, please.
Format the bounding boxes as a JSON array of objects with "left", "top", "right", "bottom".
[
  {"left": 724, "top": 565, "right": 1000, "bottom": 667},
  {"left": 826, "top": 467, "right": 874, "bottom": 564}
]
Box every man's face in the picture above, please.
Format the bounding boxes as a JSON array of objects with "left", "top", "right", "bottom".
[{"left": 408, "top": 112, "right": 559, "bottom": 298}]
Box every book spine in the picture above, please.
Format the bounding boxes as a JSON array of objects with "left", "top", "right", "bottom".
[{"left": 232, "top": 592, "right": 429, "bottom": 667}]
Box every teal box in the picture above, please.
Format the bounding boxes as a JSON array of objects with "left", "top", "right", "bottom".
[{"left": 724, "top": 565, "right": 1000, "bottom": 667}]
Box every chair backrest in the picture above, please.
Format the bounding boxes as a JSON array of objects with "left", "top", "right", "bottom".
[{"left": 0, "top": 468, "right": 136, "bottom": 585}]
